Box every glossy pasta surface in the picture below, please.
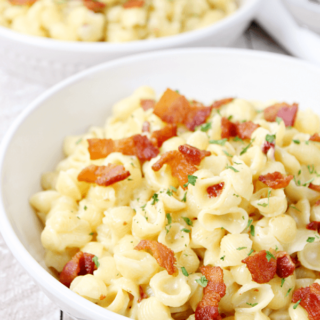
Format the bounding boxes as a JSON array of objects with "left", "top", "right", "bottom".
[
  {"left": 0, "top": 0, "right": 237, "bottom": 42},
  {"left": 30, "top": 87, "right": 320, "bottom": 320}
]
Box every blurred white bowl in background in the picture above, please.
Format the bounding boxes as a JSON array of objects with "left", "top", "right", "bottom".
[
  {"left": 283, "top": 0, "right": 320, "bottom": 34},
  {"left": 0, "top": 0, "right": 261, "bottom": 85},
  {"left": 1, "top": 48, "right": 320, "bottom": 320}
]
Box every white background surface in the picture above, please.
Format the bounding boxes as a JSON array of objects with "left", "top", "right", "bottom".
[{"left": 0, "top": 23, "right": 289, "bottom": 320}]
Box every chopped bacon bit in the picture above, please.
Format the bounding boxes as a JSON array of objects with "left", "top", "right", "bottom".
[
  {"left": 195, "top": 266, "right": 226, "bottom": 320},
  {"left": 77, "top": 164, "right": 130, "bottom": 187},
  {"left": 309, "top": 183, "right": 320, "bottom": 193},
  {"left": 258, "top": 172, "right": 293, "bottom": 189},
  {"left": 153, "top": 89, "right": 214, "bottom": 131},
  {"left": 207, "top": 182, "right": 225, "bottom": 198},
  {"left": 264, "top": 103, "right": 298, "bottom": 127},
  {"left": 150, "top": 124, "right": 177, "bottom": 148},
  {"left": 142, "top": 121, "right": 150, "bottom": 133},
  {"left": 138, "top": 285, "right": 148, "bottom": 303},
  {"left": 276, "top": 252, "right": 295, "bottom": 278},
  {"left": 135, "top": 240, "right": 177, "bottom": 275},
  {"left": 60, "top": 252, "right": 96, "bottom": 288},
  {"left": 178, "top": 144, "right": 211, "bottom": 166},
  {"left": 242, "top": 250, "right": 277, "bottom": 284},
  {"left": 83, "top": 0, "right": 106, "bottom": 12},
  {"left": 123, "top": 0, "right": 144, "bottom": 8},
  {"left": 87, "top": 134, "right": 159, "bottom": 161},
  {"left": 8, "top": 0, "right": 37, "bottom": 5},
  {"left": 315, "top": 199, "right": 320, "bottom": 206},
  {"left": 99, "top": 294, "right": 106, "bottom": 300},
  {"left": 141, "top": 99, "right": 155, "bottom": 111},
  {"left": 291, "top": 255, "right": 301, "bottom": 269},
  {"left": 211, "top": 98, "right": 234, "bottom": 109},
  {"left": 221, "top": 117, "right": 259, "bottom": 140},
  {"left": 307, "top": 221, "right": 320, "bottom": 233},
  {"left": 123, "top": 221, "right": 127, "bottom": 226},
  {"left": 262, "top": 141, "right": 275, "bottom": 155},
  {"left": 310, "top": 133, "right": 320, "bottom": 142},
  {"left": 292, "top": 283, "right": 320, "bottom": 320}
]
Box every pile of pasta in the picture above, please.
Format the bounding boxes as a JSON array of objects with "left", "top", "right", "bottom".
[
  {"left": 0, "top": 0, "right": 237, "bottom": 42},
  {"left": 30, "top": 87, "right": 320, "bottom": 320}
]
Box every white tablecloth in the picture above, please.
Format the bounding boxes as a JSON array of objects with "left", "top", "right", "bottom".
[{"left": 0, "top": 23, "right": 289, "bottom": 320}]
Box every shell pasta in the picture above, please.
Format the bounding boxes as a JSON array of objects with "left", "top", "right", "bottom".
[{"left": 30, "top": 87, "right": 320, "bottom": 320}]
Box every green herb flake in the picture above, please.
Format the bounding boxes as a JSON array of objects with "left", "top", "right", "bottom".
[
  {"left": 225, "top": 164, "right": 239, "bottom": 173},
  {"left": 246, "top": 302, "right": 258, "bottom": 308},
  {"left": 250, "top": 225, "right": 255, "bottom": 237},
  {"left": 240, "top": 138, "right": 255, "bottom": 156},
  {"left": 175, "top": 90, "right": 180, "bottom": 94},
  {"left": 183, "top": 175, "right": 198, "bottom": 188},
  {"left": 220, "top": 255, "right": 225, "bottom": 261},
  {"left": 89, "top": 232, "right": 94, "bottom": 236},
  {"left": 307, "top": 164, "right": 315, "bottom": 174},
  {"left": 237, "top": 247, "right": 247, "bottom": 251},
  {"left": 141, "top": 204, "right": 147, "bottom": 210},
  {"left": 234, "top": 194, "right": 239, "bottom": 197},
  {"left": 182, "top": 228, "right": 191, "bottom": 233},
  {"left": 170, "top": 185, "right": 177, "bottom": 192},
  {"left": 77, "top": 216, "right": 80, "bottom": 219},
  {"left": 298, "top": 170, "right": 301, "bottom": 176},
  {"left": 166, "top": 189, "right": 173, "bottom": 196},
  {"left": 303, "top": 178, "right": 314, "bottom": 187},
  {"left": 247, "top": 219, "right": 253, "bottom": 229},
  {"left": 289, "top": 205, "right": 301, "bottom": 212},
  {"left": 182, "top": 217, "right": 193, "bottom": 226},
  {"left": 286, "top": 288, "right": 293, "bottom": 297},
  {"left": 209, "top": 138, "right": 228, "bottom": 146},
  {"left": 307, "top": 237, "right": 315, "bottom": 243},
  {"left": 233, "top": 136, "right": 243, "bottom": 142},
  {"left": 266, "top": 251, "right": 276, "bottom": 262},
  {"left": 275, "top": 117, "right": 282, "bottom": 124},
  {"left": 92, "top": 256, "right": 100, "bottom": 268},
  {"left": 293, "top": 299, "right": 302, "bottom": 309},
  {"left": 200, "top": 122, "right": 212, "bottom": 132},
  {"left": 228, "top": 115, "right": 233, "bottom": 121},
  {"left": 281, "top": 278, "right": 285, "bottom": 287},
  {"left": 84, "top": 206, "right": 87, "bottom": 211},
  {"left": 166, "top": 213, "right": 172, "bottom": 225},
  {"left": 248, "top": 249, "right": 254, "bottom": 256},
  {"left": 151, "top": 193, "right": 159, "bottom": 205},
  {"left": 181, "top": 267, "right": 189, "bottom": 277},
  {"left": 257, "top": 202, "right": 268, "bottom": 207},
  {"left": 293, "top": 140, "right": 300, "bottom": 144},
  {"left": 223, "top": 150, "right": 233, "bottom": 157},
  {"left": 195, "top": 276, "right": 208, "bottom": 287},
  {"left": 75, "top": 138, "right": 82, "bottom": 145},
  {"left": 182, "top": 192, "right": 187, "bottom": 202},
  {"left": 266, "top": 134, "right": 276, "bottom": 143}
]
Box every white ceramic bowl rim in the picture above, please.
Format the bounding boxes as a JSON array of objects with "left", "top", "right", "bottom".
[
  {"left": 286, "top": 0, "right": 320, "bottom": 13},
  {"left": 0, "top": 0, "right": 260, "bottom": 52},
  {"left": 1, "top": 47, "right": 319, "bottom": 319}
]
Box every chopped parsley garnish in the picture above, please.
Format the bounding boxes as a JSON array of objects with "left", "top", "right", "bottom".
[
  {"left": 275, "top": 117, "right": 282, "bottom": 124},
  {"left": 293, "top": 140, "right": 300, "bottom": 144},
  {"left": 89, "top": 232, "right": 94, "bottom": 236},
  {"left": 303, "top": 178, "right": 314, "bottom": 187},
  {"left": 298, "top": 170, "right": 301, "bottom": 176},
  {"left": 223, "top": 150, "right": 233, "bottom": 157},
  {"left": 257, "top": 202, "right": 268, "bottom": 208},
  {"left": 293, "top": 299, "right": 301, "bottom": 309},
  {"left": 196, "top": 276, "right": 208, "bottom": 287},
  {"left": 289, "top": 205, "right": 301, "bottom": 212},
  {"left": 182, "top": 192, "right": 187, "bottom": 202},
  {"left": 266, "top": 251, "right": 276, "bottom": 262},
  {"left": 166, "top": 189, "right": 173, "bottom": 196},
  {"left": 225, "top": 164, "right": 239, "bottom": 173},
  {"left": 237, "top": 247, "right": 247, "bottom": 250},
  {"left": 151, "top": 194, "right": 159, "bottom": 205},
  {"left": 228, "top": 115, "right": 233, "bottom": 121},
  {"left": 307, "top": 237, "right": 315, "bottom": 243},
  {"left": 141, "top": 204, "right": 147, "bottom": 210},
  {"left": 233, "top": 136, "right": 243, "bottom": 142},
  {"left": 234, "top": 194, "right": 239, "bottom": 197},
  {"left": 182, "top": 217, "right": 193, "bottom": 226},
  {"left": 286, "top": 288, "right": 293, "bottom": 297},
  {"left": 307, "top": 164, "right": 315, "bottom": 174},
  {"left": 92, "top": 256, "right": 100, "bottom": 268},
  {"left": 75, "top": 138, "right": 82, "bottom": 145},
  {"left": 246, "top": 219, "right": 253, "bottom": 229},
  {"left": 248, "top": 249, "right": 254, "bottom": 256},
  {"left": 183, "top": 175, "right": 198, "bottom": 188},
  {"left": 246, "top": 302, "right": 258, "bottom": 307},
  {"left": 84, "top": 206, "right": 87, "bottom": 210},
  {"left": 250, "top": 225, "right": 255, "bottom": 237},
  {"left": 200, "top": 122, "right": 211, "bottom": 132},
  {"left": 209, "top": 138, "right": 228, "bottom": 146},
  {"left": 281, "top": 278, "right": 285, "bottom": 287},
  {"left": 266, "top": 134, "right": 276, "bottom": 143},
  {"left": 220, "top": 255, "right": 225, "bottom": 261},
  {"left": 181, "top": 228, "right": 191, "bottom": 233},
  {"left": 181, "top": 267, "right": 189, "bottom": 277},
  {"left": 240, "top": 138, "right": 255, "bottom": 156},
  {"left": 170, "top": 185, "right": 177, "bottom": 192},
  {"left": 166, "top": 213, "right": 172, "bottom": 225}
]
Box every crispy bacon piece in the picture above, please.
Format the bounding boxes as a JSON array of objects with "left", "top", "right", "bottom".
[
  {"left": 141, "top": 99, "right": 155, "bottom": 111},
  {"left": 310, "top": 133, "right": 320, "bottom": 142},
  {"left": 142, "top": 121, "right": 150, "bottom": 133},
  {"left": 258, "top": 171, "right": 293, "bottom": 189},
  {"left": 207, "top": 182, "right": 225, "bottom": 198},
  {"left": 242, "top": 250, "right": 277, "bottom": 284},
  {"left": 87, "top": 134, "right": 159, "bottom": 161},
  {"left": 242, "top": 250, "right": 295, "bottom": 284},
  {"left": 178, "top": 144, "right": 211, "bottom": 166},
  {"left": 138, "top": 286, "right": 148, "bottom": 303},
  {"left": 60, "top": 252, "right": 96, "bottom": 288},
  {"left": 83, "top": 0, "right": 106, "bottom": 12},
  {"left": 195, "top": 266, "right": 226, "bottom": 320},
  {"left": 123, "top": 0, "right": 144, "bottom": 8},
  {"left": 211, "top": 98, "right": 234, "bottom": 109},
  {"left": 316, "top": 199, "right": 320, "bottom": 206},
  {"left": 135, "top": 240, "right": 177, "bottom": 275},
  {"left": 262, "top": 141, "right": 275, "bottom": 155},
  {"left": 152, "top": 150, "right": 197, "bottom": 188},
  {"left": 307, "top": 221, "right": 320, "bottom": 233},
  {"left": 150, "top": 124, "right": 177, "bottom": 148},
  {"left": 264, "top": 103, "right": 298, "bottom": 127},
  {"left": 153, "top": 89, "right": 214, "bottom": 131},
  {"left": 221, "top": 117, "right": 259, "bottom": 140},
  {"left": 276, "top": 252, "right": 295, "bottom": 278},
  {"left": 8, "top": 0, "right": 37, "bottom": 4},
  {"left": 292, "top": 283, "right": 320, "bottom": 320},
  {"left": 78, "top": 164, "right": 130, "bottom": 186},
  {"left": 309, "top": 183, "right": 320, "bottom": 193}
]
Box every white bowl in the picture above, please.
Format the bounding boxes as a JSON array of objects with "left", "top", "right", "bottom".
[
  {"left": 0, "top": 0, "right": 261, "bottom": 85},
  {"left": 283, "top": 0, "right": 320, "bottom": 34},
  {"left": 1, "top": 48, "right": 320, "bottom": 320}
]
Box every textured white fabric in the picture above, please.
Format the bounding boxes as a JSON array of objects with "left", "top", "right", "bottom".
[{"left": 0, "top": 26, "right": 288, "bottom": 320}]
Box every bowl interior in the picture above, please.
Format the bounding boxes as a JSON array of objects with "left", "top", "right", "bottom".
[{"left": 1, "top": 48, "right": 320, "bottom": 319}]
